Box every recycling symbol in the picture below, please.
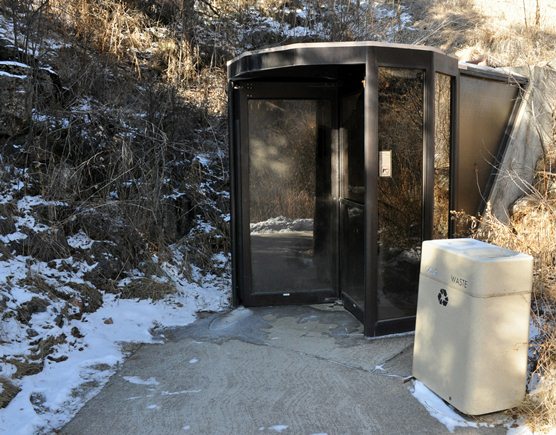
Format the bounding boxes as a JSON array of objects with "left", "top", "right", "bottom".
[{"left": 437, "top": 289, "right": 449, "bottom": 306}]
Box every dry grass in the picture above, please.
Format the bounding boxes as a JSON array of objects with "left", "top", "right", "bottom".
[
  {"left": 4, "top": 357, "right": 43, "bottom": 378},
  {"left": 462, "top": 156, "right": 556, "bottom": 431},
  {"left": 470, "top": 22, "right": 556, "bottom": 67},
  {"left": 471, "top": 201, "right": 556, "bottom": 279},
  {"left": 519, "top": 322, "right": 556, "bottom": 432},
  {"left": 119, "top": 277, "right": 176, "bottom": 300},
  {"left": 0, "top": 377, "right": 21, "bottom": 408},
  {"left": 399, "top": 0, "right": 556, "bottom": 66},
  {"left": 472, "top": 0, "right": 556, "bottom": 66},
  {"left": 50, "top": 0, "right": 151, "bottom": 69},
  {"left": 46, "top": 0, "right": 206, "bottom": 88}
]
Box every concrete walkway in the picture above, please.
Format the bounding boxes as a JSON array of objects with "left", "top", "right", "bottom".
[{"left": 62, "top": 305, "right": 507, "bottom": 434}]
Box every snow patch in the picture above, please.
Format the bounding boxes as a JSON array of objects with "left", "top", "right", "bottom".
[
  {"left": 269, "top": 425, "right": 289, "bottom": 433},
  {"left": 250, "top": 216, "right": 313, "bottom": 234},
  {"left": 17, "top": 196, "right": 66, "bottom": 211},
  {"left": 0, "top": 71, "right": 27, "bottom": 80},
  {"left": 0, "top": 231, "right": 26, "bottom": 244},
  {"left": 123, "top": 376, "right": 160, "bottom": 386},
  {"left": 410, "top": 381, "right": 487, "bottom": 432},
  {"left": 74, "top": 97, "right": 93, "bottom": 112},
  {"left": 194, "top": 155, "right": 210, "bottom": 166},
  {"left": 230, "top": 1, "right": 414, "bottom": 48},
  {"left": 160, "top": 389, "right": 201, "bottom": 396},
  {"left": 506, "top": 421, "right": 534, "bottom": 435},
  {"left": 529, "top": 317, "right": 542, "bottom": 341},
  {"left": 0, "top": 60, "right": 30, "bottom": 68},
  {"left": 67, "top": 231, "right": 94, "bottom": 250}
]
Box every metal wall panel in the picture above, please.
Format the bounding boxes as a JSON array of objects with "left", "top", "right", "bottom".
[{"left": 456, "top": 75, "right": 520, "bottom": 230}]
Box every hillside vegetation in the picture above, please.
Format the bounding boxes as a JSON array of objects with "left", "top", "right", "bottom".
[{"left": 0, "top": 0, "right": 555, "bottom": 431}]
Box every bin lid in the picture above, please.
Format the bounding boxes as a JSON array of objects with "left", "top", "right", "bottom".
[{"left": 420, "top": 238, "right": 533, "bottom": 297}]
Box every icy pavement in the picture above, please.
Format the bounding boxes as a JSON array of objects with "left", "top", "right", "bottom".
[{"left": 61, "top": 305, "right": 509, "bottom": 435}]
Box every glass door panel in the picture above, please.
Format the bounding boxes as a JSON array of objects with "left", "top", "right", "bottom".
[
  {"left": 377, "top": 68, "right": 424, "bottom": 321},
  {"left": 433, "top": 73, "right": 452, "bottom": 239},
  {"left": 248, "top": 99, "right": 335, "bottom": 297},
  {"left": 341, "top": 87, "right": 365, "bottom": 203},
  {"left": 340, "top": 200, "right": 365, "bottom": 310},
  {"left": 339, "top": 84, "right": 365, "bottom": 316}
]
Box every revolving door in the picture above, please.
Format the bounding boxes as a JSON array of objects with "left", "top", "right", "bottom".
[{"left": 229, "top": 42, "right": 516, "bottom": 336}]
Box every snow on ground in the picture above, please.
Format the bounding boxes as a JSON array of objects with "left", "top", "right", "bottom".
[
  {"left": 0, "top": 13, "right": 71, "bottom": 60},
  {"left": 410, "top": 381, "right": 490, "bottom": 433},
  {"left": 123, "top": 376, "right": 160, "bottom": 386},
  {"left": 506, "top": 422, "right": 538, "bottom": 435},
  {"left": 0, "top": 286, "right": 227, "bottom": 434},
  {"left": 409, "top": 317, "right": 547, "bottom": 434},
  {"left": 0, "top": 253, "right": 228, "bottom": 435},
  {"left": 67, "top": 231, "right": 94, "bottom": 250},
  {"left": 258, "top": 424, "right": 289, "bottom": 433}
]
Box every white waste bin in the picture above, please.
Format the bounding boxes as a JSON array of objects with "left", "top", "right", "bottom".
[{"left": 412, "top": 238, "right": 533, "bottom": 415}]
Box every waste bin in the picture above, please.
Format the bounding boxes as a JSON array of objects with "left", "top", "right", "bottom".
[{"left": 412, "top": 238, "right": 533, "bottom": 415}]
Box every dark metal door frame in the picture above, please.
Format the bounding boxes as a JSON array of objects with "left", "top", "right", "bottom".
[
  {"left": 363, "top": 48, "right": 458, "bottom": 336},
  {"left": 234, "top": 81, "right": 340, "bottom": 307}
]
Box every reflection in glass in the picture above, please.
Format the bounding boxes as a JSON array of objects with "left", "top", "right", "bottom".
[
  {"left": 377, "top": 68, "right": 424, "bottom": 321},
  {"left": 341, "top": 86, "right": 365, "bottom": 203},
  {"left": 433, "top": 74, "right": 452, "bottom": 239},
  {"left": 340, "top": 200, "right": 365, "bottom": 308},
  {"left": 248, "top": 99, "right": 334, "bottom": 294},
  {"left": 339, "top": 82, "right": 366, "bottom": 313}
]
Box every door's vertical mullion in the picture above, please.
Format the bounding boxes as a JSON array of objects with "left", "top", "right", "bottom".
[
  {"left": 450, "top": 74, "right": 460, "bottom": 238},
  {"left": 336, "top": 106, "right": 344, "bottom": 302},
  {"left": 332, "top": 87, "right": 341, "bottom": 299},
  {"left": 238, "top": 86, "right": 252, "bottom": 305},
  {"left": 364, "top": 49, "right": 379, "bottom": 336},
  {"left": 229, "top": 81, "right": 239, "bottom": 306}
]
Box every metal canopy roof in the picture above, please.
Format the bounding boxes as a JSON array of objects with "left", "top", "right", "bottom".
[
  {"left": 228, "top": 41, "right": 528, "bottom": 86},
  {"left": 227, "top": 41, "right": 455, "bottom": 79}
]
